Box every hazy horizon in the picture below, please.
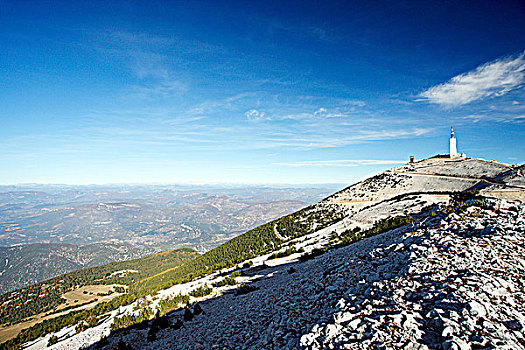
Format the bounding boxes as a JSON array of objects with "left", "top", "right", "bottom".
[{"left": 0, "top": 181, "right": 347, "bottom": 187}]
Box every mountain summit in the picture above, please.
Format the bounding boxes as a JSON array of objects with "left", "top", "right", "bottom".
[{"left": 323, "top": 156, "right": 523, "bottom": 226}]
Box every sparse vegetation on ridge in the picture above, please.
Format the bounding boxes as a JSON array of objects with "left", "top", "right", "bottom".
[
  {"left": 47, "top": 335, "right": 58, "bottom": 346},
  {"left": 214, "top": 272, "right": 240, "bottom": 287},
  {"left": 190, "top": 284, "right": 213, "bottom": 298},
  {"left": 158, "top": 293, "right": 190, "bottom": 317},
  {"left": 446, "top": 189, "right": 483, "bottom": 213},
  {"left": 110, "top": 306, "right": 153, "bottom": 331},
  {"left": 268, "top": 246, "right": 304, "bottom": 260}
]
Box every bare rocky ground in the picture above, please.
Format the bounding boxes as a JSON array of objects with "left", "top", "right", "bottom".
[
  {"left": 327, "top": 157, "right": 522, "bottom": 213},
  {"left": 300, "top": 201, "right": 525, "bottom": 350}
]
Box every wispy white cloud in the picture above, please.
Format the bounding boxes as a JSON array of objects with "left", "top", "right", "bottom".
[
  {"left": 314, "top": 108, "right": 347, "bottom": 118},
  {"left": 126, "top": 80, "right": 187, "bottom": 100},
  {"left": 276, "top": 159, "right": 407, "bottom": 167},
  {"left": 95, "top": 30, "right": 173, "bottom": 80},
  {"left": 245, "top": 107, "right": 353, "bottom": 121},
  {"left": 419, "top": 52, "right": 525, "bottom": 107},
  {"left": 92, "top": 29, "right": 229, "bottom": 100},
  {"left": 129, "top": 51, "right": 169, "bottom": 80},
  {"left": 245, "top": 109, "right": 267, "bottom": 121},
  {"left": 108, "top": 30, "right": 173, "bottom": 48},
  {"left": 308, "top": 26, "right": 336, "bottom": 43},
  {"left": 460, "top": 114, "right": 525, "bottom": 123},
  {"left": 265, "top": 21, "right": 338, "bottom": 44},
  {"left": 278, "top": 113, "right": 315, "bottom": 120},
  {"left": 341, "top": 99, "right": 366, "bottom": 107},
  {"left": 250, "top": 127, "right": 432, "bottom": 149},
  {"left": 184, "top": 93, "right": 258, "bottom": 117}
]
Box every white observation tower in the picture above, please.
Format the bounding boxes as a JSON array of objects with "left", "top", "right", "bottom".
[{"left": 449, "top": 126, "right": 459, "bottom": 158}]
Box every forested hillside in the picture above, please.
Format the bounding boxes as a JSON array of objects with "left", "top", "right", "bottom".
[
  {"left": 135, "top": 203, "right": 344, "bottom": 292},
  {"left": 0, "top": 248, "right": 197, "bottom": 327},
  {"left": 0, "top": 242, "right": 157, "bottom": 294}
]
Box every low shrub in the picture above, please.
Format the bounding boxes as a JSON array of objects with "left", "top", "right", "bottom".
[
  {"left": 215, "top": 272, "right": 239, "bottom": 287},
  {"left": 190, "top": 284, "right": 213, "bottom": 298},
  {"left": 47, "top": 335, "right": 58, "bottom": 346},
  {"left": 298, "top": 247, "right": 328, "bottom": 262},
  {"left": 268, "top": 247, "right": 304, "bottom": 260}
]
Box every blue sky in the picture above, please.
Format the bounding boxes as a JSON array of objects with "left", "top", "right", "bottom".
[{"left": 1, "top": 0, "right": 524, "bottom": 185}]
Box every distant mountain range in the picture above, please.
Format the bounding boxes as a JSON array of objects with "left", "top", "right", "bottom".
[{"left": 0, "top": 184, "right": 339, "bottom": 249}]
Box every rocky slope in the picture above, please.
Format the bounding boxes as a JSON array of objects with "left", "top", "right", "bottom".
[{"left": 299, "top": 201, "right": 525, "bottom": 350}]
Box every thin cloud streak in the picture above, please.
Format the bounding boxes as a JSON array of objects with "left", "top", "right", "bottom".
[
  {"left": 276, "top": 159, "right": 407, "bottom": 167},
  {"left": 460, "top": 114, "right": 525, "bottom": 123},
  {"left": 244, "top": 106, "right": 363, "bottom": 121},
  {"left": 126, "top": 81, "right": 188, "bottom": 100},
  {"left": 419, "top": 52, "right": 525, "bottom": 107},
  {"left": 250, "top": 127, "right": 432, "bottom": 150}
]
